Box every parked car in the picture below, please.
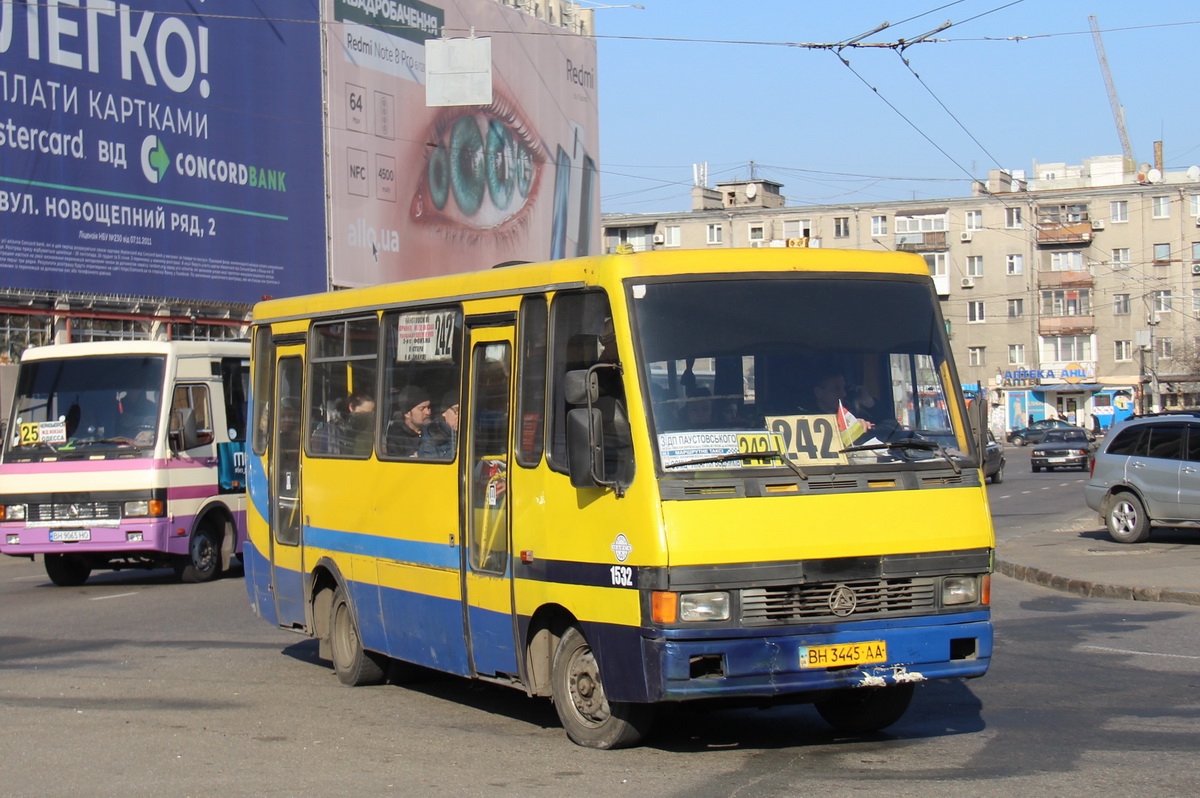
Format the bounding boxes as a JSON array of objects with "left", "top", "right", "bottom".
[
  {"left": 983, "top": 430, "right": 1005, "bottom": 483},
  {"left": 1030, "top": 428, "right": 1092, "bottom": 472},
  {"left": 1084, "top": 413, "right": 1200, "bottom": 543},
  {"left": 1007, "top": 418, "right": 1091, "bottom": 446}
]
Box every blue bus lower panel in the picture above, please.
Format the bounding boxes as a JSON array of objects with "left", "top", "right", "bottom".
[
  {"left": 372, "top": 582, "right": 472, "bottom": 677},
  {"left": 466, "top": 604, "right": 519, "bottom": 677},
  {"left": 587, "top": 612, "right": 992, "bottom": 703}
]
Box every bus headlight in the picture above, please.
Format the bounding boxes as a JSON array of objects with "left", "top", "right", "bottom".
[
  {"left": 124, "top": 500, "right": 164, "bottom": 518},
  {"left": 679, "top": 591, "right": 731, "bottom": 622},
  {"left": 2, "top": 504, "right": 26, "bottom": 522},
  {"left": 942, "top": 576, "right": 980, "bottom": 606}
]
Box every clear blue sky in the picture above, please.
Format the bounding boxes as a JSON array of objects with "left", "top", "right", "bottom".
[{"left": 590, "top": 1, "right": 1200, "bottom": 214}]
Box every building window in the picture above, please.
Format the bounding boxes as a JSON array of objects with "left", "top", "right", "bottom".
[
  {"left": 833, "top": 217, "right": 850, "bottom": 237},
  {"left": 1005, "top": 254, "right": 1023, "bottom": 275},
  {"left": 968, "top": 347, "right": 985, "bottom": 366},
  {"left": 968, "top": 301, "right": 985, "bottom": 323},
  {"left": 1049, "top": 251, "right": 1084, "bottom": 271},
  {"left": 706, "top": 224, "right": 723, "bottom": 245},
  {"left": 1040, "top": 289, "right": 1091, "bottom": 317},
  {"left": 1042, "top": 335, "right": 1091, "bottom": 362},
  {"left": 871, "top": 215, "right": 888, "bottom": 236},
  {"left": 1008, "top": 344, "right": 1025, "bottom": 365},
  {"left": 965, "top": 255, "right": 983, "bottom": 277},
  {"left": 965, "top": 210, "right": 983, "bottom": 231},
  {"left": 748, "top": 224, "right": 764, "bottom": 241},
  {"left": 895, "top": 213, "right": 947, "bottom": 233},
  {"left": 0, "top": 314, "right": 51, "bottom": 361},
  {"left": 1115, "top": 340, "right": 1132, "bottom": 362},
  {"left": 783, "top": 219, "right": 811, "bottom": 240},
  {"left": 1191, "top": 195, "right": 1200, "bottom": 217},
  {"left": 71, "top": 318, "right": 151, "bottom": 342},
  {"left": 923, "top": 252, "right": 947, "bottom": 278},
  {"left": 1037, "top": 203, "right": 1089, "bottom": 224},
  {"left": 1192, "top": 241, "right": 1200, "bottom": 261},
  {"left": 663, "top": 225, "right": 680, "bottom": 247},
  {"left": 1154, "top": 243, "right": 1171, "bottom": 263},
  {"left": 1111, "top": 248, "right": 1130, "bottom": 268},
  {"left": 1158, "top": 337, "right": 1174, "bottom": 360},
  {"left": 1154, "top": 290, "right": 1173, "bottom": 313},
  {"left": 1110, "top": 200, "right": 1128, "bottom": 223},
  {"left": 1007, "top": 298, "right": 1024, "bottom": 318},
  {"left": 1005, "top": 207, "right": 1022, "bottom": 229},
  {"left": 1152, "top": 196, "right": 1171, "bottom": 219},
  {"left": 1113, "top": 294, "right": 1130, "bottom": 315}
]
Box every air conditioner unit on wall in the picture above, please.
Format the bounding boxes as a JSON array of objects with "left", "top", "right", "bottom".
[
  {"left": 652, "top": 234, "right": 664, "bottom": 244},
  {"left": 1191, "top": 262, "right": 1200, "bottom": 276},
  {"left": 960, "top": 277, "right": 975, "bottom": 288},
  {"left": 1091, "top": 219, "right": 1105, "bottom": 230},
  {"left": 960, "top": 232, "right": 973, "bottom": 242}
]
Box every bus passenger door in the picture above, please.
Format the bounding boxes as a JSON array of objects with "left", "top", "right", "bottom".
[
  {"left": 270, "top": 353, "right": 307, "bottom": 629},
  {"left": 462, "top": 326, "right": 518, "bottom": 677}
]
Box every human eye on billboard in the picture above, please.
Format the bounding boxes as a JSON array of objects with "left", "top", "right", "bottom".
[{"left": 410, "top": 89, "right": 544, "bottom": 239}]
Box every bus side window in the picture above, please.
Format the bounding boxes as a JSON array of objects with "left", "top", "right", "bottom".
[
  {"left": 251, "top": 329, "right": 273, "bottom": 456},
  {"left": 221, "top": 357, "right": 250, "bottom": 441},
  {"left": 516, "top": 295, "right": 548, "bottom": 467},
  {"left": 548, "top": 291, "right": 633, "bottom": 488},
  {"left": 307, "top": 317, "right": 379, "bottom": 458},
  {"left": 171, "top": 384, "right": 213, "bottom": 448}
]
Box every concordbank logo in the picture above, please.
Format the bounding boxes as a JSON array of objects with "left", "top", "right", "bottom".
[{"left": 141, "top": 135, "right": 170, "bottom": 184}]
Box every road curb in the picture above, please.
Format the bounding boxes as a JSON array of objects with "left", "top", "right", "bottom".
[{"left": 995, "top": 557, "right": 1200, "bottom": 607}]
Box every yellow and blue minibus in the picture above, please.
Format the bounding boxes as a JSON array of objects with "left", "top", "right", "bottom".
[{"left": 245, "top": 248, "right": 993, "bottom": 748}]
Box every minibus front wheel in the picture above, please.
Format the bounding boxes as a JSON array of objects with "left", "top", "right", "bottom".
[
  {"left": 814, "top": 683, "right": 915, "bottom": 733},
  {"left": 551, "top": 625, "right": 654, "bottom": 749},
  {"left": 44, "top": 553, "right": 92, "bottom": 587},
  {"left": 329, "top": 585, "right": 387, "bottom": 687}
]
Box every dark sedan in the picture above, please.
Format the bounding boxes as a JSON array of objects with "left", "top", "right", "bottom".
[
  {"left": 1030, "top": 428, "right": 1093, "bottom": 472},
  {"left": 1007, "top": 418, "right": 1091, "bottom": 446}
]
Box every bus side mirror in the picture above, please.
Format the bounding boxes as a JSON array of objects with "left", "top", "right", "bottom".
[
  {"left": 567, "top": 407, "right": 604, "bottom": 488},
  {"left": 170, "top": 407, "right": 200, "bottom": 452},
  {"left": 564, "top": 369, "right": 599, "bottom": 405}
]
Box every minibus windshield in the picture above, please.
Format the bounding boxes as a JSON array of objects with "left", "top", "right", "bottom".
[
  {"left": 4, "top": 355, "right": 166, "bottom": 461},
  {"left": 629, "top": 275, "right": 973, "bottom": 474}
]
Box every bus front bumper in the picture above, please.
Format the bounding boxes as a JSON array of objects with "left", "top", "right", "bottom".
[
  {"left": 0, "top": 519, "right": 188, "bottom": 557},
  {"left": 639, "top": 611, "right": 992, "bottom": 702}
]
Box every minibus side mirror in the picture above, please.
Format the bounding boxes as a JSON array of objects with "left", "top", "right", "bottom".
[
  {"left": 567, "top": 407, "right": 604, "bottom": 488},
  {"left": 170, "top": 407, "right": 200, "bottom": 452},
  {"left": 564, "top": 369, "right": 599, "bottom": 405}
]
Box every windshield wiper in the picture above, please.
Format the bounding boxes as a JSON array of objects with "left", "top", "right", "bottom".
[
  {"left": 840, "top": 439, "right": 962, "bottom": 474},
  {"left": 665, "top": 451, "right": 808, "bottom": 481}
]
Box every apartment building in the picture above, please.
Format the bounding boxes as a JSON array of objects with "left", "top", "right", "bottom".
[{"left": 602, "top": 155, "right": 1200, "bottom": 433}]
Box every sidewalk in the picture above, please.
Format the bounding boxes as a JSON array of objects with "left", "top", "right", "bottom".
[{"left": 996, "top": 519, "right": 1200, "bottom": 606}]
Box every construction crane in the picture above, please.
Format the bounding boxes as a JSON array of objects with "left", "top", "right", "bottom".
[{"left": 1089, "top": 15, "right": 1134, "bottom": 169}]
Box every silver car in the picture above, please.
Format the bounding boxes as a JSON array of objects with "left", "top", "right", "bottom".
[{"left": 1084, "top": 414, "right": 1200, "bottom": 543}]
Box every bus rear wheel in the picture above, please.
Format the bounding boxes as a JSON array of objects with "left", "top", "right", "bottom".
[
  {"left": 176, "top": 522, "right": 222, "bottom": 583},
  {"left": 329, "top": 585, "right": 386, "bottom": 687},
  {"left": 550, "top": 625, "right": 654, "bottom": 749},
  {"left": 815, "top": 683, "right": 915, "bottom": 733},
  {"left": 44, "top": 553, "right": 91, "bottom": 587}
]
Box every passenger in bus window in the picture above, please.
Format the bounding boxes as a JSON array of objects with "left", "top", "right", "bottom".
[
  {"left": 344, "top": 393, "right": 376, "bottom": 456},
  {"left": 386, "top": 387, "right": 431, "bottom": 457},
  {"left": 418, "top": 392, "right": 459, "bottom": 459}
]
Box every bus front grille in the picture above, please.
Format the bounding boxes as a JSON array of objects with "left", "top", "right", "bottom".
[
  {"left": 30, "top": 502, "right": 123, "bottom": 523},
  {"left": 741, "top": 577, "right": 938, "bottom": 624}
]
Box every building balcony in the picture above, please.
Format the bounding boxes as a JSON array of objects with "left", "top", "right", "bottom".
[
  {"left": 1035, "top": 222, "right": 1093, "bottom": 246},
  {"left": 1037, "top": 269, "right": 1093, "bottom": 288},
  {"left": 1038, "top": 315, "right": 1095, "bottom": 336},
  {"left": 894, "top": 231, "right": 947, "bottom": 252}
]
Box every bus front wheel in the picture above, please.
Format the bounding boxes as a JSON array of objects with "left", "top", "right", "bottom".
[
  {"left": 550, "top": 625, "right": 653, "bottom": 749},
  {"left": 44, "top": 553, "right": 91, "bottom": 587},
  {"left": 815, "top": 683, "right": 915, "bottom": 733},
  {"left": 329, "top": 585, "right": 386, "bottom": 687},
  {"left": 176, "top": 522, "right": 223, "bottom": 583}
]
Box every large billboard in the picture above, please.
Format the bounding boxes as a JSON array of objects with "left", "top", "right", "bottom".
[
  {"left": 0, "top": 1, "right": 327, "bottom": 304},
  {"left": 325, "top": 0, "right": 600, "bottom": 286}
]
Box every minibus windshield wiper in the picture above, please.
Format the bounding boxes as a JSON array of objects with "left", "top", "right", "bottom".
[
  {"left": 840, "top": 438, "right": 962, "bottom": 474},
  {"left": 665, "top": 451, "right": 808, "bottom": 481}
]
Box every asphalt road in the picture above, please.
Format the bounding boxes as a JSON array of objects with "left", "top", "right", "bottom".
[{"left": 2, "top": 463, "right": 1198, "bottom": 797}]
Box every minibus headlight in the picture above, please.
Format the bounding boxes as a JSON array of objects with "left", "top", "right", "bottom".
[
  {"left": 3, "top": 504, "right": 26, "bottom": 522},
  {"left": 124, "top": 500, "right": 164, "bottom": 518},
  {"left": 679, "top": 591, "right": 731, "bottom": 622},
  {"left": 942, "top": 576, "right": 979, "bottom": 606}
]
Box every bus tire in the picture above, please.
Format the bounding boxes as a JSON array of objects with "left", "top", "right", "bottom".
[
  {"left": 176, "top": 522, "right": 223, "bottom": 583},
  {"left": 329, "top": 585, "right": 386, "bottom": 687},
  {"left": 551, "top": 625, "right": 654, "bottom": 749},
  {"left": 44, "top": 553, "right": 91, "bottom": 587},
  {"left": 815, "top": 683, "right": 915, "bottom": 733}
]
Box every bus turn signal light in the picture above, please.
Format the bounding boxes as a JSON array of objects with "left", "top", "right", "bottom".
[{"left": 651, "top": 591, "right": 678, "bottom": 624}]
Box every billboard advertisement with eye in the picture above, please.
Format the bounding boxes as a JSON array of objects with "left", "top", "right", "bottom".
[
  {"left": 0, "top": 1, "right": 327, "bottom": 304},
  {"left": 325, "top": 0, "right": 601, "bottom": 287}
]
